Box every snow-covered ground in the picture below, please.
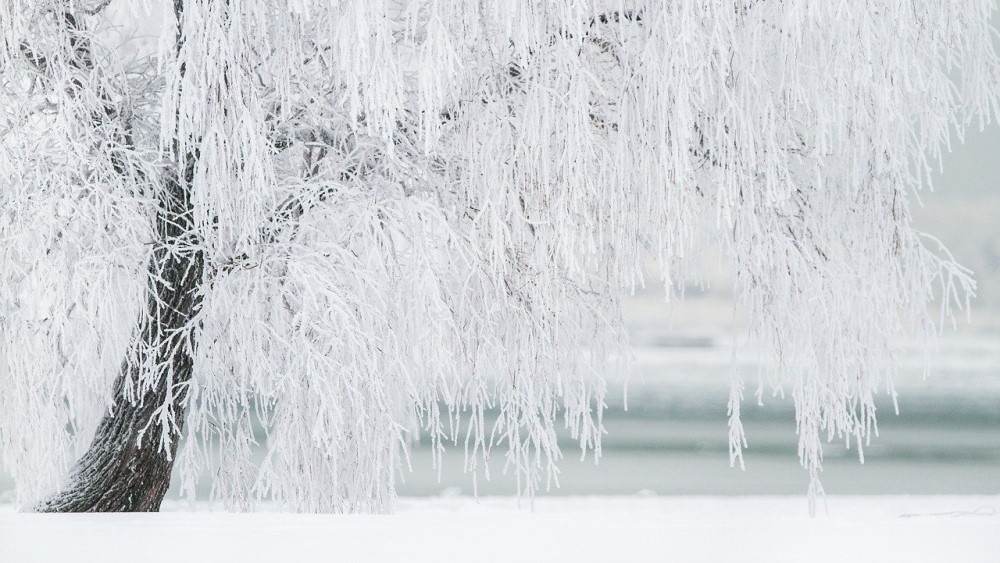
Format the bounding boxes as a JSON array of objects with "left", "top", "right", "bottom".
[{"left": 1, "top": 496, "right": 997, "bottom": 562}]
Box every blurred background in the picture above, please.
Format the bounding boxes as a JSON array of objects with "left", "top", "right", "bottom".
[{"left": 395, "top": 125, "right": 1000, "bottom": 498}]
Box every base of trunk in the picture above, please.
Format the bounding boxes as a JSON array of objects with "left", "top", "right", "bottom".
[{"left": 37, "top": 376, "right": 185, "bottom": 512}]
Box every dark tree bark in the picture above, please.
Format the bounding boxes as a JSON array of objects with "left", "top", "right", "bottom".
[
  {"left": 38, "top": 169, "right": 203, "bottom": 513},
  {"left": 38, "top": 2, "right": 201, "bottom": 513}
]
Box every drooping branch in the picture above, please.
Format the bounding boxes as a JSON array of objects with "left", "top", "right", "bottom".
[
  {"left": 16, "top": 9, "right": 143, "bottom": 184},
  {"left": 81, "top": 0, "right": 114, "bottom": 16},
  {"left": 219, "top": 133, "right": 356, "bottom": 273}
]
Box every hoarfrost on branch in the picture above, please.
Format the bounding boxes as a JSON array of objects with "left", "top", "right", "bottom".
[{"left": 0, "top": 0, "right": 996, "bottom": 513}]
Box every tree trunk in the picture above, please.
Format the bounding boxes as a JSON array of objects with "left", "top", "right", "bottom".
[
  {"left": 38, "top": 171, "right": 203, "bottom": 513},
  {"left": 34, "top": 0, "right": 201, "bottom": 514}
]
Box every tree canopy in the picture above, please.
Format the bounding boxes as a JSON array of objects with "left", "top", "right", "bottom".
[{"left": 0, "top": 0, "right": 997, "bottom": 513}]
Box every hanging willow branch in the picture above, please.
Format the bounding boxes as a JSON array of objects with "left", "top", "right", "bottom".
[{"left": 0, "top": 0, "right": 996, "bottom": 514}]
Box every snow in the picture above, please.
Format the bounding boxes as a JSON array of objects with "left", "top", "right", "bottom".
[{"left": 1, "top": 496, "right": 997, "bottom": 562}]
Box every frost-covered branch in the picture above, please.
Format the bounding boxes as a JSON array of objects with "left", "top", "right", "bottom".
[{"left": 1, "top": 0, "right": 997, "bottom": 515}]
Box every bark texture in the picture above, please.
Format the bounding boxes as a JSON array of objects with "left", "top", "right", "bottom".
[{"left": 37, "top": 171, "right": 203, "bottom": 513}]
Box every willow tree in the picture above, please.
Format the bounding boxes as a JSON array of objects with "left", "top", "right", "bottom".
[{"left": 0, "top": 0, "right": 996, "bottom": 513}]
